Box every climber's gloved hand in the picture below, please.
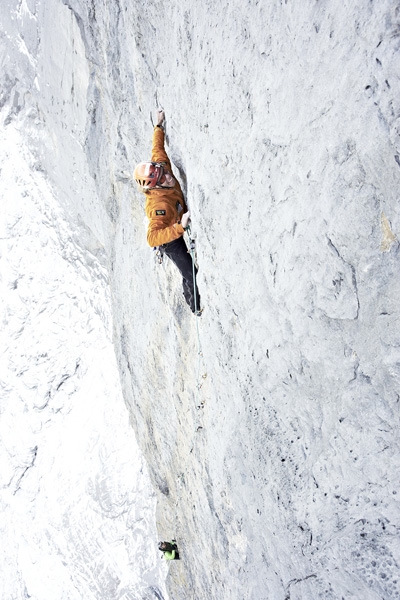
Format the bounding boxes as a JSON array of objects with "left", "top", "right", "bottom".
[{"left": 181, "top": 211, "right": 190, "bottom": 229}]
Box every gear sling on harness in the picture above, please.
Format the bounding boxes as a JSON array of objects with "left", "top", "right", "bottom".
[{"left": 159, "top": 235, "right": 200, "bottom": 314}]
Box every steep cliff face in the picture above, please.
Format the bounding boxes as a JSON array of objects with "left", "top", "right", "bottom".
[
  {"left": 2, "top": 0, "right": 400, "bottom": 599},
  {"left": 0, "top": 2, "right": 167, "bottom": 599}
]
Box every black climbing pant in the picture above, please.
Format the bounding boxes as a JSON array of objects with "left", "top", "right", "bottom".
[{"left": 161, "top": 236, "right": 201, "bottom": 313}]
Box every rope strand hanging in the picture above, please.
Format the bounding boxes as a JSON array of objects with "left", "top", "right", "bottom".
[{"left": 186, "top": 225, "right": 206, "bottom": 391}]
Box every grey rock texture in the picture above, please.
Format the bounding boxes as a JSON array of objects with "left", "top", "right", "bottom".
[
  {"left": 2, "top": 0, "right": 400, "bottom": 598},
  {"left": 0, "top": 2, "right": 167, "bottom": 598},
  {"left": 64, "top": 1, "right": 400, "bottom": 599}
]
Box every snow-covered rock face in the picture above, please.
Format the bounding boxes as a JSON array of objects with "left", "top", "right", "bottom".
[
  {"left": 2, "top": 0, "right": 400, "bottom": 599},
  {"left": 1, "top": 2, "right": 166, "bottom": 599}
]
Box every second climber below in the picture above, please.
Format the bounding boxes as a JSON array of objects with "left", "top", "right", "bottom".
[{"left": 133, "top": 110, "right": 201, "bottom": 315}]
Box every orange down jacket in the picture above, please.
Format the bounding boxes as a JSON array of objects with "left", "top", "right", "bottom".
[{"left": 143, "top": 126, "right": 188, "bottom": 247}]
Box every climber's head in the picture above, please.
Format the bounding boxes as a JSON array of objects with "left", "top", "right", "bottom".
[
  {"left": 134, "top": 162, "right": 175, "bottom": 190},
  {"left": 134, "top": 162, "right": 164, "bottom": 189}
]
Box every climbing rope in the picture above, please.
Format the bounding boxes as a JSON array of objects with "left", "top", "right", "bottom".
[{"left": 185, "top": 225, "right": 205, "bottom": 391}]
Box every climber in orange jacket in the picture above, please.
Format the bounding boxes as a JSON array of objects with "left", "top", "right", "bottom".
[{"left": 134, "top": 110, "right": 201, "bottom": 315}]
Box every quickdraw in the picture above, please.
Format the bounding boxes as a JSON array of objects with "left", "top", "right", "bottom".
[{"left": 154, "top": 246, "right": 164, "bottom": 264}]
